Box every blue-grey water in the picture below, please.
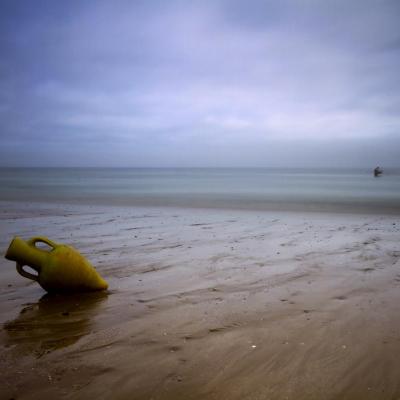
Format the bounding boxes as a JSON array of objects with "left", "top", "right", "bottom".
[{"left": 1, "top": 168, "right": 400, "bottom": 214}]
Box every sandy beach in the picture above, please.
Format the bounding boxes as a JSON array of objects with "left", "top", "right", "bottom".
[{"left": 1, "top": 200, "right": 400, "bottom": 399}]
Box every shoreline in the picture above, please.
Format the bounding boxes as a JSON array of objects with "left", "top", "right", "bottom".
[
  {"left": 1, "top": 195, "right": 400, "bottom": 216},
  {"left": 1, "top": 201, "right": 400, "bottom": 399}
]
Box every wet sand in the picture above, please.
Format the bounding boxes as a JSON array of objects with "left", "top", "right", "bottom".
[{"left": 1, "top": 200, "right": 400, "bottom": 399}]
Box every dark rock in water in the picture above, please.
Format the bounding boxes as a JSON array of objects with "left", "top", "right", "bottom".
[{"left": 374, "top": 166, "right": 383, "bottom": 177}]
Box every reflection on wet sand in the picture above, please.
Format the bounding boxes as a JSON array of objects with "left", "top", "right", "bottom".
[
  {"left": 4, "top": 291, "right": 108, "bottom": 358},
  {"left": 1, "top": 202, "right": 400, "bottom": 399}
]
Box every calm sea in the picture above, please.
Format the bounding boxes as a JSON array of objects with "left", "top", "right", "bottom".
[{"left": 1, "top": 168, "right": 400, "bottom": 214}]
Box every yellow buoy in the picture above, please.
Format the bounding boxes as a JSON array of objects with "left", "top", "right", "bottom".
[{"left": 5, "top": 236, "right": 108, "bottom": 293}]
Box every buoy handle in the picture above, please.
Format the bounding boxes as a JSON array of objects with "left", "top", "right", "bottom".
[
  {"left": 16, "top": 262, "right": 39, "bottom": 282},
  {"left": 27, "top": 236, "right": 58, "bottom": 251}
]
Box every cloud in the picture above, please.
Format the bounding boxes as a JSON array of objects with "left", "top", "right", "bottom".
[{"left": 0, "top": 0, "right": 400, "bottom": 166}]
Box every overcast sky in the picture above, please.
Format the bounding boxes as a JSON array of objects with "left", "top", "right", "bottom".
[{"left": 1, "top": 0, "right": 400, "bottom": 167}]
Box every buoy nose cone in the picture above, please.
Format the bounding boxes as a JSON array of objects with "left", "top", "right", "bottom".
[{"left": 99, "top": 279, "right": 108, "bottom": 290}]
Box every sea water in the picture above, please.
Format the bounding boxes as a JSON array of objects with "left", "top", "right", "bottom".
[{"left": 0, "top": 168, "right": 399, "bottom": 213}]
